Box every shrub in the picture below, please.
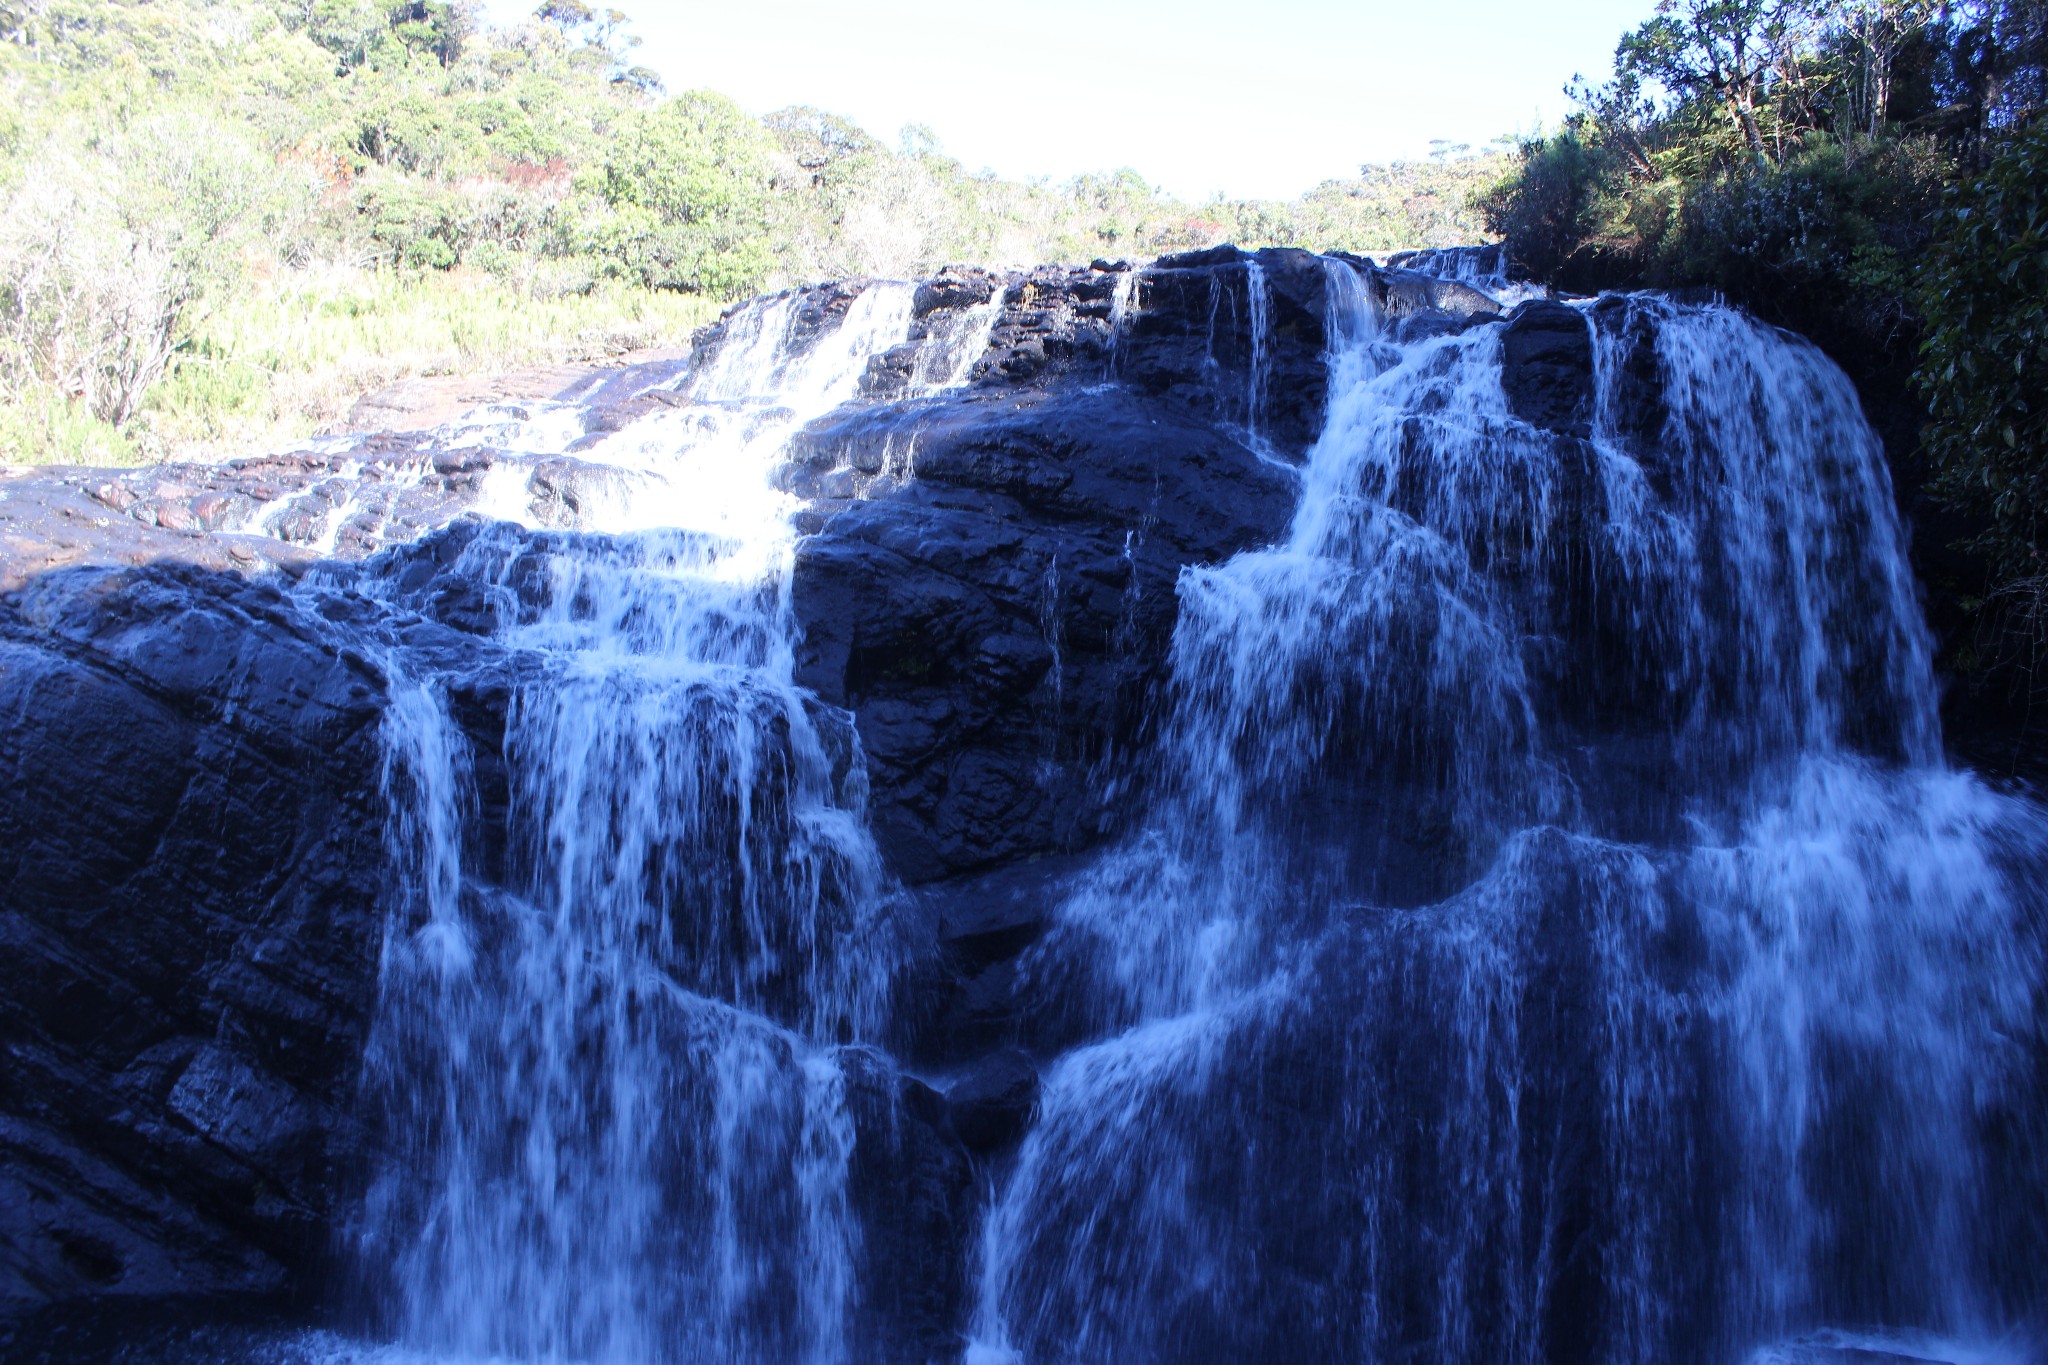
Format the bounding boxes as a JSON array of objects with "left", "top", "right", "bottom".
[
  {"left": 1918, "top": 118, "right": 2048, "bottom": 580},
  {"left": 0, "top": 164, "right": 192, "bottom": 430},
  {"left": 584, "top": 91, "right": 777, "bottom": 297},
  {"left": 1477, "top": 131, "right": 1622, "bottom": 282}
]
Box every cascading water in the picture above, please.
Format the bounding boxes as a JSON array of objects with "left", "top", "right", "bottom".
[
  {"left": 966, "top": 262, "right": 2048, "bottom": 1365},
  {"left": 1244, "top": 260, "right": 1272, "bottom": 450},
  {"left": 910, "top": 278, "right": 1011, "bottom": 395},
  {"left": 1196, "top": 261, "right": 1279, "bottom": 456},
  {"left": 1386, "top": 244, "right": 1548, "bottom": 306},
  {"left": 349, "top": 284, "right": 918, "bottom": 1365},
  {"left": 299, "top": 248, "right": 2048, "bottom": 1365}
]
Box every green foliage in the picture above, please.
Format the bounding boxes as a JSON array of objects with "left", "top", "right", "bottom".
[
  {"left": 129, "top": 270, "right": 719, "bottom": 462},
  {"left": 1484, "top": 0, "right": 2047, "bottom": 291},
  {"left": 1479, "top": 1, "right": 2032, "bottom": 338},
  {"left": 1612, "top": 0, "right": 1807, "bottom": 156},
  {"left": 1475, "top": 131, "right": 1619, "bottom": 280},
  {"left": 1481, "top": 0, "right": 2048, "bottom": 677},
  {"left": 1665, "top": 135, "right": 1943, "bottom": 328},
  {"left": 301, "top": 0, "right": 393, "bottom": 71},
  {"left": 0, "top": 0, "right": 1519, "bottom": 464},
  {"left": 586, "top": 92, "right": 776, "bottom": 296},
  {"left": 1917, "top": 119, "right": 2048, "bottom": 577},
  {"left": 0, "top": 392, "right": 140, "bottom": 467}
]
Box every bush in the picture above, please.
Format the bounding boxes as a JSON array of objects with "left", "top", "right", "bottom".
[
  {"left": 354, "top": 175, "right": 463, "bottom": 269},
  {"left": 0, "top": 164, "right": 192, "bottom": 431},
  {"left": 1918, "top": 119, "right": 2048, "bottom": 580},
  {"left": 584, "top": 91, "right": 776, "bottom": 296},
  {"left": 1477, "top": 131, "right": 1621, "bottom": 282},
  {"left": 1662, "top": 136, "right": 1946, "bottom": 338},
  {"left": 0, "top": 391, "right": 140, "bottom": 467}
]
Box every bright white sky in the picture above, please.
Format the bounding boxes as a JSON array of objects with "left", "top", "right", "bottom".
[{"left": 481, "top": 0, "right": 1655, "bottom": 200}]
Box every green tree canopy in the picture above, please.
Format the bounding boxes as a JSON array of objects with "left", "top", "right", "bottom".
[{"left": 586, "top": 91, "right": 776, "bottom": 295}]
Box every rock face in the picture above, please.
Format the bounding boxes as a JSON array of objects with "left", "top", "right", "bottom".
[
  {"left": 0, "top": 566, "right": 386, "bottom": 1305},
  {"left": 0, "top": 246, "right": 1605, "bottom": 1351},
  {"left": 787, "top": 384, "right": 1296, "bottom": 883},
  {"left": 1500, "top": 299, "right": 1596, "bottom": 437}
]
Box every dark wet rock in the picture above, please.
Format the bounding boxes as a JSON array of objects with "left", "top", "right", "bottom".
[
  {"left": 0, "top": 565, "right": 388, "bottom": 1308},
  {"left": 787, "top": 384, "right": 1297, "bottom": 883},
  {"left": 929, "top": 956, "right": 1031, "bottom": 1063},
  {"left": 841, "top": 1050, "right": 974, "bottom": 1365},
  {"left": 1365, "top": 261, "right": 1508, "bottom": 336},
  {"left": 946, "top": 1049, "right": 1039, "bottom": 1153},
  {"left": 0, "top": 1295, "right": 306, "bottom": 1364},
  {"left": 1501, "top": 299, "right": 1595, "bottom": 438},
  {"left": 1588, "top": 293, "right": 1668, "bottom": 462},
  {"left": 912, "top": 267, "right": 1003, "bottom": 320},
  {"left": 924, "top": 855, "right": 1084, "bottom": 970},
  {"left": 884, "top": 856, "right": 1090, "bottom": 1066},
  {"left": 1119, "top": 245, "right": 1336, "bottom": 457}
]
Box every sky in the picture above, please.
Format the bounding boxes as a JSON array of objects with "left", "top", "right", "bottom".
[{"left": 481, "top": 0, "right": 1656, "bottom": 201}]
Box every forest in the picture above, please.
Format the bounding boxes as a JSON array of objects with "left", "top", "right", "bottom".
[{"left": 0, "top": 0, "right": 1501, "bottom": 466}]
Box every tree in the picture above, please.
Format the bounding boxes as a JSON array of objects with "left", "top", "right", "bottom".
[
  {"left": 1477, "top": 130, "right": 1619, "bottom": 280},
  {"left": 1839, "top": 0, "right": 1940, "bottom": 135},
  {"left": 587, "top": 91, "right": 776, "bottom": 295},
  {"left": 1918, "top": 118, "right": 2048, "bottom": 582},
  {"left": 301, "top": 0, "right": 389, "bottom": 71},
  {"left": 1612, "top": 0, "right": 1819, "bottom": 159},
  {"left": 388, "top": 1, "right": 474, "bottom": 67}
]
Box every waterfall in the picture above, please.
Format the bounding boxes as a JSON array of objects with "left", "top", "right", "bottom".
[
  {"left": 352, "top": 284, "right": 917, "bottom": 1365},
  {"left": 1192, "top": 260, "right": 1279, "bottom": 456},
  {"left": 965, "top": 262, "right": 2048, "bottom": 1365},
  {"left": 321, "top": 250, "right": 2048, "bottom": 1365}
]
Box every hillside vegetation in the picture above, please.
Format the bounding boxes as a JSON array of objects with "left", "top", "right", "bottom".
[{"left": 0, "top": 0, "right": 1502, "bottom": 466}]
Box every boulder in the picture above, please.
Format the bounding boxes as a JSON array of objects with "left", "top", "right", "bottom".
[
  {"left": 841, "top": 1051, "right": 974, "bottom": 1364},
  {"left": 788, "top": 384, "right": 1298, "bottom": 883},
  {"left": 1500, "top": 299, "right": 1595, "bottom": 437}
]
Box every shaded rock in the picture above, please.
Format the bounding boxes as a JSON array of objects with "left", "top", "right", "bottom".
[
  {"left": 1118, "top": 245, "right": 1335, "bottom": 457},
  {"left": 0, "top": 564, "right": 389, "bottom": 1309},
  {"left": 912, "top": 268, "right": 1002, "bottom": 320},
  {"left": 1501, "top": 299, "right": 1595, "bottom": 437},
  {"left": 1588, "top": 293, "right": 1668, "bottom": 462},
  {"left": 945, "top": 1049, "right": 1040, "bottom": 1153},
  {"left": 789, "top": 385, "right": 1297, "bottom": 883},
  {"left": 841, "top": 1050, "right": 974, "bottom": 1365},
  {"left": 924, "top": 855, "right": 1087, "bottom": 970}
]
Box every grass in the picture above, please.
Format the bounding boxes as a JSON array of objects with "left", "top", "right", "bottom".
[{"left": 3, "top": 266, "right": 724, "bottom": 467}]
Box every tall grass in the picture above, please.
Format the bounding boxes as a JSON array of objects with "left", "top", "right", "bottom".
[{"left": 4, "top": 267, "right": 721, "bottom": 467}]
